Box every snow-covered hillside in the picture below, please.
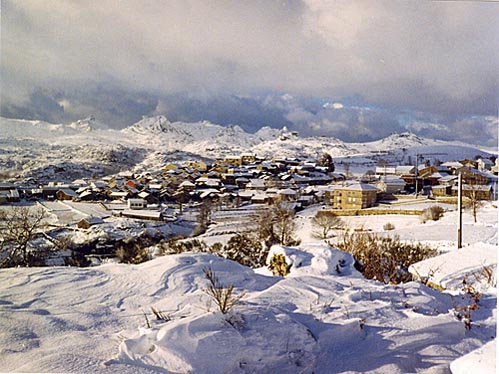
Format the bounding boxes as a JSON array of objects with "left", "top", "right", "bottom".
[
  {"left": 0, "top": 115, "right": 495, "bottom": 182},
  {"left": 0, "top": 202, "right": 496, "bottom": 373}
]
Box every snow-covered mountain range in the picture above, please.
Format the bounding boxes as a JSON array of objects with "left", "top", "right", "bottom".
[{"left": 0, "top": 115, "right": 495, "bottom": 182}]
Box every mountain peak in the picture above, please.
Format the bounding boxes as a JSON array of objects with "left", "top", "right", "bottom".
[
  {"left": 67, "top": 115, "right": 109, "bottom": 132},
  {"left": 126, "top": 115, "right": 172, "bottom": 135}
]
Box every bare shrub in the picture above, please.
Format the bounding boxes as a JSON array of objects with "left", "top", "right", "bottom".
[
  {"left": 268, "top": 253, "right": 291, "bottom": 277},
  {"left": 471, "top": 264, "right": 497, "bottom": 287},
  {"left": 203, "top": 267, "right": 244, "bottom": 314},
  {"left": 151, "top": 307, "right": 171, "bottom": 322},
  {"left": 192, "top": 200, "right": 213, "bottom": 236},
  {"left": 453, "top": 275, "right": 482, "bottom": 330},
  {"left": 421, "top": 206, "right": 444, "bottom": 223},
  {"left": 256, "top": 209, "right": 279, "bottom": 248},
  {"left": 158, "top": 238, "right": 207, "bottom": 255},
  {"left": 221, "top": 234, "right": 268, "bottom": 268},
  {"left": 463, "top": 188, "right": 483, "bottom": 223},
  {"left": 273, "top": 203, "right": 299, "bottom": 246},
  {"left": 256, "top": 203, "right": 300, "bottom": 248},
  {"left": 190, "top": 224, "right": 208, "bottom": 237},
  {"left": 64, "top": 250, "right": 91, "bottom": 267},
  {"left": 336, "top": 231, "right": 437, "bottom": 284},
  {"left": 312, "top": 211, "right": 342, "bottom": 239},
  {"left": 208, "top": 242, "right": 224, "bottom": 254},
  {"left": 383, "top": 222, "right": 395, "bottom": 231},
  {"left": 159, "top": 235, "right": 267, "bottom": 269},
  {"left": 0, "top": 206, "right": 48, "bottom": 267},
  {"left": 116, "top": 238, "right": 150, "bottom": 264}
]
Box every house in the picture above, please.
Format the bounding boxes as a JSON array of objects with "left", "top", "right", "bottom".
[
  {"left": 224, "top": 155, "right": 243, "bottom": 167},
  {"left": 178, "top": 180, "right": 196, "bottom": 192},
  {"left": 431, "top": 185, "right": 452, "bottom": 197},
  {"left": 395, "top": 165, "right": 415, "bottom": 175},
  {"left": 438, "top": 175, "right": 458, "bottom": 186},
  {"left": 441, "top": 161, "right": 463, "bottom": 173},
  {"left": 298, "top": 195, "right": 316, "bottom": 207},
  {"left": 163, "top": 163, "right": 178, "bottom": 172},
  {"left": 477, "top": 158, "right": 493, "bottom": 172},
  {"left": 376, "top": 176, "right": 406, "bottom": 195},
  {"left": 460, "top": 159, "right": 478, "bottom": 169},
  {"left": 56, "top": 189, "right": 79, "bottom": 201},
  {"left": 77, "top": 217, "right": 104, "bottom": 229},
  {"left": 330, "top": 182, "right": 379, "bottom": 209},
  {"left": 457, "top": 167, "right": 491, "bottom": 185},
  {"left": 42, "top": 187, "right": 60, "bottom": 200},
  {"left": 330, "top": 173, "right": 346, "bottom": 182},
  {"left": 91, "top": 181, "right": 108, "bottom": 190},
  {"left": 0, "top": 185, "right": 20, "bottom": 203},
  {"left": 451, "top": 184, "right": 491, "bottom": 200},
  {"left": 492, "top": 159, "right": 499, "bottom": 175},
  {"left": 276, "top": 188, "right": 297, "bottom": 202},
  {"left": 125, "top": 180, "right": 137, "bottom": 189},
  {"left": 108, "top": 191, "right": 129, "bottom": 200},
  {"left": 417, "top": 166, "right": 446, "bottom": 186},
  {"left": 137, "top": 191, "right": 159, "bottom": 204},
  {"left": 251, "top": 192, "right": 270, "bottom": 204},
  {"left": 247, "top": 178, "right": 267, "bottom": 190},
  {"left": 241, "top": 153, "right": 256, "bottom": 164},
  {"left": 79, "top": 190, "right": 95, "bottom": 201},
  {"left": 375, "top": 166, "right": 396, "bottom": 176},
  {"left": 186, "top": 160, "right": 208, "bottom": 171},
  {"left": 0, "top": 182, "right": 16, "bottom": 191},
  {"left": 121, "top": 209, "right": 162, "bottom": 221},
  {"left": 127, "top": 198, "right": 147, "bottom": 210}
]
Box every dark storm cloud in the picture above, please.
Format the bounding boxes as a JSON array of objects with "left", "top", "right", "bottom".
[{"left": 1, "top": 0, "right": 497, "bottom": 145}]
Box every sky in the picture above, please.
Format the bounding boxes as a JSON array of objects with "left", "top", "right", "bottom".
[{"left": 1, "top": 0, "right": 498, "bottom": 146}]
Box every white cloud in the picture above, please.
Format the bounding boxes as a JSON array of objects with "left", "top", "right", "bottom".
[{"left": 1, "top": 0, "right": 497, "bottom": 145}]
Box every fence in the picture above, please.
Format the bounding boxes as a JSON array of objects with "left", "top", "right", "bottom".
[{"left": 323, "top": 209, "right": 423, "bottom": 216}]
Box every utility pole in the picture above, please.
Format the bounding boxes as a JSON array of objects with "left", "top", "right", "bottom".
[
  {"left": 457, "top": 173, "right": 462, "bottom": 249},
  {"left": 414, "top": 154, "right": 419, "bottom": 199}
]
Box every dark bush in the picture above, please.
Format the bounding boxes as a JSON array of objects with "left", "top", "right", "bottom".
[
  {"left": 116, "top": 238, "right": 150, "bottom": 264},
  {"left": 421, "top": 206, "right": 445, "bottom": 223},
  {"left": 220, "top": 234, "right": 267, "bottom": 268},
  {"left": 336, "top": 231, "right": 437, "bottom": 284},
  {"left": 268, "top": 253, "right": 291, "bottom": 276}
]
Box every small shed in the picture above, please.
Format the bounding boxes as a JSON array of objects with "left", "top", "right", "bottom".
[
  {"left": 121, "top": 209, "right": 162, "bottom": 221},
  {"left": 77, "top": 217, "right": 104, "bottom": 229},
  {"left": 127, "top": 198, "right": 147, "bottom": 210},
  {"left": 57, "top": 189, "right": 79, "bottom": 201}
]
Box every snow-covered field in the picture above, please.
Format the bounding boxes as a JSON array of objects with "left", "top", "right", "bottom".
[{"left": 1, "top": 202, "right": 496, "bottom": 373}]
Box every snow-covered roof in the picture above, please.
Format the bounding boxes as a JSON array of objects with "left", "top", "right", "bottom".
[
  {"left": 179, "top": 180, "right": 195, "bottom": 187},
  {"left": 337, "top": 182, "right": 379, "bottom": 191},
  {"left": 278, "top": 188, "right": 297, "bottom": 195},
  {"left": 441, "top": 161, "right": 463, "bottom": 168},
  {"left": 395, "top": 165, "right": 415, "bottom": 173},
  {"left": 375, "top": 166, "right": 396, "bottom": 174},
  {"left": 57, "top": 188, "right": 78, "bottom": 197},
  {"left": 247, "top": 179, "right": 266, "bottom": 188},
  {"left": 138, "top": 191, "right": 150, "bottom": 198},
  {"left": 438, "top": 175, "right": 457, "bottom": 183},
  {"left": 378, "top": 177, "right": 406, "bottom": 186},
  {"left": 121, "top": 209, "right": 161, "bottom": 219},
  {"left": 199, "top": 189, "right": 220, "bottom": 199}
]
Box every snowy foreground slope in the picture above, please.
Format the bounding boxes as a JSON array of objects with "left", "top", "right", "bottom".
[{"left": 1, "top": 205, "right": 497, "bottom": 374}]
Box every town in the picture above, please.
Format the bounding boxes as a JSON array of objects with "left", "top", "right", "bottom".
[{"left": 1, "top": 152, "right": 497, "bottom": 212}]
